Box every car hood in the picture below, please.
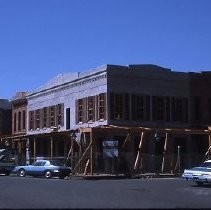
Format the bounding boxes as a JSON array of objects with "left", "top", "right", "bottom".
[
  {"left": 15, "top": 165, "right": 32, "bottom": 168},
  {"left": 184, "top": 167, "right": 211, "bottom": 173},
  {"left": 58, "top": 166, "right": 71, "bottom": 170}
]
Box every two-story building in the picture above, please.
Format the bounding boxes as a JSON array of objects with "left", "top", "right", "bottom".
[
  {"left": 0, "top": 99, "right": 12, "bottom": 138},
  {"left": 3, "top": 64, "right": 211, "bottom": 175}
]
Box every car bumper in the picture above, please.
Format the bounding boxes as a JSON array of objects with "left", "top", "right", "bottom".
[
  {"left": 182, "top": 174, "right": 194, "bottom": 180},
  {"left": 52, "top": 169, "right": 71, "bottom": 177},
  {"left": 182, "top": 174, "right": 211, "bottom": 183},
  {"left": 196, "top": 175, "right": 211, "bottom": 183}
]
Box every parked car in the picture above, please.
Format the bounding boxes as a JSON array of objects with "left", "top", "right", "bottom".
[
  {"left": 0, "top": 149, "right": 17, "bottom": 176},
  {"left": 12, "top": 159, "right": 71, "bottom": 179},
  {"left": 182, "top": 160, "right": 211, "bottom": 186}
]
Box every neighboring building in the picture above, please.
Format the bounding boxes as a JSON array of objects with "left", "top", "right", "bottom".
[
  {"left": 10, "top": 92, "right": 28, "bottom": 164},
  {"left": 12, "top": 92, "right": 27, "bottom": 135},
  {"left": 0, "top": 99, "right": 12, "bottom": 149},
  {"left": 2, "top": 64, "right": 211, "bottom": 175},
  {"left": 0, "top": 99, "right": 11, "bottom": 136}
]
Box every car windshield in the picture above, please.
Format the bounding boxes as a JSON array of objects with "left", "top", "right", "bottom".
[
  {"left": 32, "top": 161, "right": 46, "bottom": 166},
  {"left": 200, "top": 162, "right": 211, "bottom": 167},
  {"left": 50, "top": 160, "right": 64, "bottom": 166}
]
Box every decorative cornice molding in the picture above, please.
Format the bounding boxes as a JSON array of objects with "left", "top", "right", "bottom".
[{"left": 27, "top": 73, "right": 107, "bottom": 100}]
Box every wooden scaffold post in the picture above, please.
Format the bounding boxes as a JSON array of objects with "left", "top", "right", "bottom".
[
  {"left": 90, "top": 128, "right": 94, "bottom": 175},
  {"left": 208, "top": 134, "right": 211, "bottom": 160},
  {"left": 33, "top": 137, "right": 36, "bottom": 161},
  {"left": 161, "top": 133, "right": 169, "bottom": 173},
  {"left": 134, "top": 131, "right": 145, "bottom": 172},
  {"left": 202, "top": 133, "right": 211, "bottom": 162},
  {"left": 50, "top": 137, "right": 53, "bottom": 160}
]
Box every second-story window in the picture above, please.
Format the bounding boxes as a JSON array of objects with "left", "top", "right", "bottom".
[
  {"left": 35, "top": 109, "right": 41, "bottom": 129},
  {"left": 152, "top": 96, "right": 165, "bottom": 121},
  {"left": 50, "top": 106, "right": 56, "bottom": 127},
  {"left": 98, "top": 93, "right": 106, "bottom": 120},
  {"left": 76, "top": 93, "right": 107, "bottom": 124},
  {"left": 57, "top": 103, "right": 64, "bottom": 126},
  {"left": 172, "top": 97, "right": 183, "bottom": 122},
  {"left": 22, "top": 110, "right": 26, "bottom": 130},
  {"left": 66, "top": 108, "right": 70, "bottom": 129},
  {"left": 77, "top": 99, "right": 84, "bottom": 123},
  {"left": 18, "top": 111, "right": 21, "bottom": 131},
  {"left": 14, "top": 113, "right": 17, "bottom": 132},
  {"left": 29, "top": 111, "right": 35, "bottom": 130},
  {"left": 193, "top": 96, "right": 201, "bottom": 121},
  {"left": 42, "top": 107, "right": 48, "bottom": 128},
  {"left": 87, "top": 96, "right": 95, "bottom": 122},
  {"left": 115, "top": 94, "right": 124, "bottom": 120},
  {"left": 132, "top": 94, "right": 145, "bottom": 121},
  {"left": 110, "top": 93, "right": 129, "bottom": 120},
  {"left": 171, "top": 97, "right": 188, "bottom": 122}
]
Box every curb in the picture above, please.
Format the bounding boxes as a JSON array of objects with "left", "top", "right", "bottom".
[{"left": 71, "top": 173, "right": 181, "bottom": 180}]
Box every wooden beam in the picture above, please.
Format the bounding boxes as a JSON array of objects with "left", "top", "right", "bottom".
[
  {"left": 203, "top": 135, "right": 211, "bottom": 161},
  {"left": 134, "top": 131, "right": 144, "bottom": 171},
  {"left": 72, "top": 142, "right": 92, "bottom": 174},
  {"left": 161, "top": 133, "right": 168, "bottom": 173},
  {"left": 90, "top": 125, "right": 210, "bottom": 135},
  {"left": 50, "top": 137, "right": 53, "bottom": 160},
  {"left": 33, "top": 138, "right": 36, "bottom": 161},
  {"left": 79, "top": 127, "right": 92, "bottom": 133},
  {"left": 174, "top": 146, "right": 181, "bottom": 173},
  {"left": 90, "top": 129, "right": 93, "bottom": 175},
  {"left": 208, "top": 134, "right": 211, "bottom": 160},
  {"left": 83, "top": 159, "right": 90, "bottom": 175},
  {"left": 122, "top": 132, "right": 131, "bottom": 149}
]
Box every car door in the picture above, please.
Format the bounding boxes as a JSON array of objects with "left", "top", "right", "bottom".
[{"left": 29, "top": 161, "right": 44, "bottom": 176}]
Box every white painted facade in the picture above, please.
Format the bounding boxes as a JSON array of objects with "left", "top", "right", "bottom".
[{"left": 26, "top": 65, "right": 108, "bottom": 135}]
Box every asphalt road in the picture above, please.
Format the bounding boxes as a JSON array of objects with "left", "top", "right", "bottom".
[{"left": 0, "top": 175, "right": 211, "bottom": 209}]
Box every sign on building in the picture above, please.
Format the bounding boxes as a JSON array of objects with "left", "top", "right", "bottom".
[{"left": 102, "top": 140, "right": 118, "bottom": 158}]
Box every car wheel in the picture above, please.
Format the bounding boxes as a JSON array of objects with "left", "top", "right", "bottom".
[
  {"left": 4, "top": 171, "right": 10, "bottom": 176},
  {"left": 196, "top": 181, "right": 203, "bottom": 186},
  {"left": 18, "top": 169, "right": 26, "bottom": 177},
  {"left": 44, "top": 170, "right": 52, "bottom": 178},
  {"left": 59, "top": 175, "right": 65, "bottom": 179}
]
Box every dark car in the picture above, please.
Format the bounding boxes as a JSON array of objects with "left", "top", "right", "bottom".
[
  {"left": 13, "top": 159, "right": 71, "bottom": 179},
  {"left": 0, "top": 149, "right": 17, "bottom": 176}
]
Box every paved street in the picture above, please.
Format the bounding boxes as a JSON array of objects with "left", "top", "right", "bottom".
[{"left": 0, "top": 175, "right": 211, "bottom": 209}]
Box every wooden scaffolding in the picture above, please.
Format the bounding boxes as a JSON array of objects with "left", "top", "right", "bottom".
[{"left": 71, "top": 125, "right": 211, "bottom": 176}]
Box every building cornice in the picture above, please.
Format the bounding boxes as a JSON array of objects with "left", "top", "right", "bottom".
[{"left": 27, "top": 69, "right": 107, "bottom": 99}]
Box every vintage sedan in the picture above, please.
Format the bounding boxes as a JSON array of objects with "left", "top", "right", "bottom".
[
  {"left": 182, "top": 160, "right": 211, "bottom": 186},
  {"left": 12, "top": 159, "right": 71, "bottom": 179}
]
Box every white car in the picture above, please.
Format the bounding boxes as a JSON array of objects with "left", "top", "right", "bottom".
[{"left": 182, "top": 160, "right": 211, "bottom": 186}]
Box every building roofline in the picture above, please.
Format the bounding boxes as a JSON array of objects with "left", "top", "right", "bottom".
[{"left": 26, "top": 65, "right": 108, "bottom": 98}]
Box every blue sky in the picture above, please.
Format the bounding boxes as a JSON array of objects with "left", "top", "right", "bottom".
[{"left": 0, "top": 0, "right": 211, "bottom": 99}]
